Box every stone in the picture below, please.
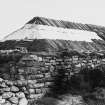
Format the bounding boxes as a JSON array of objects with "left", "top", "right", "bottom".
[
  {"left": 0, "top": 97, "right": 5, "bottom": 104},
  {"left": 27, "top": 75, "right": 36, "bottom": 80},
  {"left": 33, "top": 83, "right": 44, "bottom": 88},
  {"left": 6, "top": 81, "right": 13, "bottom": 86},
  {"left": 29, "top": 89, "right": 35, "bottom": 94},
  {"left": 29, "top": 94, "right": 43, "bottom": 100},
  {"left": 17, "top": 80, "right": 23, "bottom": 86},
  {"left": 0, "top": 96, "right": 2, "bottom": 99},
  {"left": 11, "top": 86, "right": 19, "bottom": 92},
  {"left": 59, "top": 95, "right": 84, "bottom": 105},
  {"left": 41, "top": 88, "right": 49, "bottom": 94},
  {"left": 3, "top": 101, "right": 11, "bottom": 105},
  {"left": 24, "top": 90, "right": 29, "bottom": 96},
  {"left": 41, "top": 88, "right": 47, "bottom": 94},
  {"left": 0, "top": 78, "right": 3, "bottom": 82},
  {"left": 20, "top": 80, "right": 27, "bottom": 86},
  {"left": 49, "top": 58, "right": 54, "bottom": 62},
  {"left": 3, "top": 87, "right": 10, "bottom": 92},
  {"left": 37, "top": 70, "right": 41, "bottom": 74},
  {"left": 37, "top": 78, "right": 45, "bottom": 83},
  {"left": 2, "top": 92, "right": 15, "bottom": 99},
  {"left": 28, "top": 84, "right": 33, "bottom": 88},
  {"left": 0, "top": 82, "right": 7, "bottom": 88},
  {"left": 4, "top": 80, "right": 8, "bottom": 83},
  {"left": 2, "top": 74, "right": 10, "bottom": 80},
  {"left": 35, "top": 74, "right": 44, "bottom": 79},
  {"left": 43, "top": 58, "right": 49, "bottom": 62},
  {"left": 16, "top": 92, "right": 25, "bottom": 98},
  {"left": 35, "top": 89, "right": 42, "bottom": 94},
  {"left": 12, "top": 104, "right": 18, "bottom": 105},
  {"left": 0, "top": 89, "right": 4, "bottom": 94},
  {"left": 18, "top": 69, "right": 24, "bottom": 73},
  {"left": 56, "top": 59, "right": 63, "bottom": 62},
  {"left": 50, "top": 66, "right": 55, "bottom": 72},
  {"left": 45, "top": 73, "right": 51, "bottom": 78},
  {"left": 9, "top": 97, "right": 18, "bottom": 104},
  {"left": 27, "top": 80, "right": 36, "bottom": 84},
  {"left": 18, "top": 98, "right": 28, "bottom": 105},
  {"left": 38, "top": 57, "right": 43, "bottom": 62},
  {"left": 13, "top": 81, "right": 18, "bottom": 86},
  {"left": 45, "top": 63, "right": 51, "bottom": 66},
  {"left": 93, "top": 88, "right": 105, "bottom": 99},
  {"left": 17, "top": 75, "right": 25, "bottom": 80},
  {"left": 45, "top": 82, "right": 52, "bottom": 87},
  {"left": 21, "top": 87, "right": 26, "bottom": 92}
]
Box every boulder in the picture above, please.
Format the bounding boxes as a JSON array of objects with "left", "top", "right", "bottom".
[
  {"left": 0, "top": 78, "right": 3, "bottom": 82},
  {"left": 10, "top": 86, "right": 19, "bottom": 92},
  {"left": 0, "top": 82, "right": 7, "bottom": 88},
  {"left": 9, "top": 97, "right": 18, "bottom": 104},
  {"left": 2, "top": 73, "right": 10, "bottom": 80},
  {"left": 29, "top": 94, "right": 43, "bottom": 100},
  {"left": 27, "top": 80, "right": 37, "bottom": 84},
  {"left": 0, "top": 96, "right": 5, "bottom": 104},
  {"left": 18, "top": 69, "right": 24, "bottom": 73},
  {"left": 3, "top": 87, "right": 10, "bottom": 92},
  {"left": 0, "top": 89, "right": 4, "bottom": 94},
  {"left": 2, "top": 92, "right": 15, "bottom": 99},
  {"left": 19, "top": 80, "right": 27, "bottom": 86},
  {"left": 33, "top": 83, "right": 44, "bottom": 88},
  {"left": 35, "top": 74, "right": 44, "bottom": 79},
  {"left": 18, "top": 98, "right": 28, "bottom": 105},
  {"left": 17, "top": 80, "right": 23, "bottom": 87},
  {"left": 6, "top": 81, "right": 13, "bottom": 86},
  {"left": 3, "top": 101, "right": 11, "bottom": 105},
  {"left": 16, "top": 92, "right": 25, "bottom": 98},
  {"left": 29, "top": 89, "right": 35, "bottom": 94},
  {"left": 17, "top": 75, "right": 25, "bottom": 80},
  {"left": 28, "top": 84, "right": 33, "bottom": 88},
  {"left": 21, "top": 87, "right": 27, "bottom": 92}
]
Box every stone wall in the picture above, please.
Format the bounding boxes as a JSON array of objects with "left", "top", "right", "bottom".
[
  {"left": 0, "top": 54, "right": 60, "bottom": 102},
  {"left": 16, "top": 55, "right": 59, "bottom": 100},
  {"left": 0, "top": 52, "right": 102, "bottom": 103},
  {"left": 0, "top": 53, "right": 74, "bottom": 101},
  {"left": 0, "top": 78, "right": 28, "bottom": 105}
]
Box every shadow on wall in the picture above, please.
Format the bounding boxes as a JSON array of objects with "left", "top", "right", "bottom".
[
  {"left": 35, "top": 67, "right": 105, "bottom": 105},
  {"left": 35, "top": 49, "right": 105, "bottom": 105}
]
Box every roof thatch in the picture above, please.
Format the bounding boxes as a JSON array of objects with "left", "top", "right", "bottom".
[
  {"left": 27, "top": 17, "right": 105, "bottom": 40},
  {"left": 27, "top": 17, "right": 91, "bottom": 31}
]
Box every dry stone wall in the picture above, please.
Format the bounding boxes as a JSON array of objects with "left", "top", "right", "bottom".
[
  {"left": 0, "top": 53, "right": 79, "bottom": 103},
  {"left": 16, "top": 55, "right": 58, "bottom": 101},
  {"left": 0, "top": 78, "right": 28, "bottom": 105}
]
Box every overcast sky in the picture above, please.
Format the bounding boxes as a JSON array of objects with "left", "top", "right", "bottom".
[{"left": 0, "top": 0, "right": 105, "bottom": 40}]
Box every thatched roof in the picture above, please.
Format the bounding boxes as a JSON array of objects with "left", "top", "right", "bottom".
[
  {"left": 27, "top": 17, "right": 105, "bottom": 40},
  {"left": 27, "top": 17, "right": 90, "bottom": 31}
]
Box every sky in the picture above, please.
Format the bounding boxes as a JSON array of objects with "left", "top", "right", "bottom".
[{"left": 0, "top": 0, "right": 105, "bottom": 40}]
